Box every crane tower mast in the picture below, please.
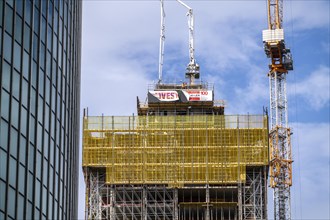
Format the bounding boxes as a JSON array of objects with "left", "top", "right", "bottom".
[{"left": 262, "top": 0, "right": 293, "bottom": 219}]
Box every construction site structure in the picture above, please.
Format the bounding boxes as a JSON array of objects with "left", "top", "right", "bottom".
[
  {"left": 262, "top": 0, "right": 294, "bottom": 219},
  {"left": 83, "top": 1, "right": 270, "bottom": 219},
  {"left": 83, "top": 80, "right": 269, "bottom": 219}
]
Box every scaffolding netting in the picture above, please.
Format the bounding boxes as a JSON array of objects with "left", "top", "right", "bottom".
[{"left": 82, "top": 115, "right": 268, "bottom": 186}]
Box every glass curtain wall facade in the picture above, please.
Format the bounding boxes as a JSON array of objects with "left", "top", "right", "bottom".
[{"left": 0, "top": 0, "right": 82, "bottom": 219}]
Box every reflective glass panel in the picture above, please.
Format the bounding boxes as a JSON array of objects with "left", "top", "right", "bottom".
[{"left": 2, "top": 61, "right": 11, "bottom": 91}]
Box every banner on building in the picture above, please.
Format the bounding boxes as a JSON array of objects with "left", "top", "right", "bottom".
[
  {"left": 148, "top": 90, "right": 213, "bottom": 103},
  {"left": 182, "top": 90, "right": 213, "bottom": 101},
  {"left": 149, "top": 91, "right": 179, "bottom": 102}
]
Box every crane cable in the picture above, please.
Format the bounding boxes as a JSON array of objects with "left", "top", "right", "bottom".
[{"left": 288, "top": 0, "right": 303, "bottom": 218}]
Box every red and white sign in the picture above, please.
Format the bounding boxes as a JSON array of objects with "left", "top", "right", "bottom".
[
  {"left": 182, "top": 90, "right": 213, "bottom": 101},
  {"left": 149, "top": 91, "right": 179, "bottom": 101}
]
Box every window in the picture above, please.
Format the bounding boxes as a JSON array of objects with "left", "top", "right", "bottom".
[
  {"left": 0, "top": 149, "right": 7, "bottom": 180},
  {"left": 17, "top": 194, "right": 24, "bottom": 220},
  {"left": 55, "top": 147, "right": 59, "bottom": 173},
  {"left": 47, "top": 25, "right": 52, "bottom": 51},
  {"left": 1, "top": 90, "right": 10, "bottom": 121},
  {"left": 25, "top": 0, "right": 32, "bottom": 26},
  {"left": 38, "top": 96, "right": 44, "bottom": 123},
  {"left": 54, "top": 10, "right": 58, "bottom": 34},
  {"left": 45, "top": 77, "right": 50, "bottom": 105},
  {"left": 53, "top": 35, "right": 58, "bottom": 59},
  {"left": 4, "top": 32, "right": 13, "bottom": 62},
  {"left": 9, "top": 157, "right": 17, "bottom": 187},
  {"left": 5, "top": 4, "right": 13, "bottom": 35},
  {"left": 37, "top": 123, "right": 43, "bottom": 152},
  {"left": 19, "top": 135, "right": 27, "bottom": 165},
  {"left": 0, "top": 180, "right": 6, "bottom": 210},
  {"left": 20, "top": 106, "right": 27, "bottom": 137},
  {"left": 30, "top": 88, "right": 36, "bottom": 117},
  {"left": 9, "top": 127, "right": 18, "bottom": 159},
  {"left": 7, "top": 187, "right": 16, "bottom": 218},
  {"left": 0, "top": 1, "right": 3, "bottom": 25},
  {"left": 22, "top": 50, "right": 30, "bottom": 80},
  {"left": 39, "top": 68, "right": 45, "bottom": 95},
  {"left": 33, "top": 34, "right": 39, "bottom": 62},
  {"left": 12, "top": 70, "right": 20, "bottom": 100},
  {"left": 2, "top": 61, "right": 11, "bottom": 92},
  {"left": 42, "top": 186, "right": 47, "bottom": 214},
  {"left": 52, "top": 60, "right": 57, "bottom": 84},
  {"left": 43, "top": 130, "right": 48, "bottom": 158},
  {"left": 51, "top": 86, "right": 56, "bottom": 111},
  {"left": 41, "top": 17, "right": 46, "bottom": 44},
  {"left": 28, "top": 145, "right": 35, "bottom": 172},
  {"left": 22, "top": 79, "right": 29, "bottom": 108},
  {"left": 13, "top": 41, "right": 22, "bottom": 71},
  {"left": 11, "top": 97, "right": 19, "bottom": 129},
  {"left": 15, "top": 0, "right": 23, "bottom": 16},
  {"left": 48, "top": 2, "right": 53, "bottom": 24},
  {"left": 46, "top": 51, "right": 51, "bottom": 77},
  {"left": 40, "top": 42, "right": 45, "bottom": 69},
  {"left": 58, "top": 44, "right": 62, "bottom": 65},
  {"left": 26, "top": 201, "right": 32, "bottom": 219},
  {"left": 36, "top": 151, "right": 41, "bottom": 180},
  {"left": 34, "top": 0, "right": 40, "bottom": 10},
  {"left": 44, "top": 104, "right": 49, "bottom": 131},
  {"left": 0, "top": 27, "right": 2, "bottom": 57},
  {"left": 15, "top": 16, "right": 23, "bottom": 43},
  {"left": 23, "top": 24, "right": 31, "bottom": 52},
  {"left": 35, "top": 179, "right": 41, "bottom": 209},
  {"left": 48, "top": 196, "right": 53, "bottom": 219},
  {"left": 18, "top": 164, "right": 26, "bottom": 194},
  {"left": 48, "top": 136, "right": 53, "bottom": 167},
  {"left": 27, "top": 172, "right": 33, "bottom": 201},
  {"left": 41, "top": 0, "right": 47, "bottom": 17},
  {"left": 32, "top": 61, "right": 38, "bottom": 88},
  {"left": 51, "top": 112, "right": 55, "bottom": 138},
  {"left": 34, "top": 8, "right": 40, "bottom": 34},
  {"left": 29, "top": 115, "right": 36, "bottom": 144}
]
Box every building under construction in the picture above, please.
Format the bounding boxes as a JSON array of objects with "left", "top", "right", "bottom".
[
  {"left": 82, "top": 1, "right": 270, "bottom": 219},
  {"left": 82, "top": 82, "right": 269, "bottom": 220}
]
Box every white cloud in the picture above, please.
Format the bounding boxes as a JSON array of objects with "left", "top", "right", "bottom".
[
  {"left": 285, "top": 0, "right": 330, "bottom": 31},
  {"left": 79, "top": 1, "right": 330, "bottom": 219},
  {"left": 289, "top": 66, "right": 330, "bottom": 111},
  {"left": 291, "top": 122, "right": 329, "bottom": 219}
]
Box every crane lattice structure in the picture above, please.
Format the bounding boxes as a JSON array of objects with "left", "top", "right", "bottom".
[{"left": 262, "top": 0, "right": 293, "bottom": 219}]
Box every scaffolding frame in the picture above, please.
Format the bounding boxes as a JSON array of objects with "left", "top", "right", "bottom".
[
  {"left": 242, "top": 167, "right": 268, "bottom": 219},
  {"left": 83, "top": 115, "right": 269, "bottom": 219}
]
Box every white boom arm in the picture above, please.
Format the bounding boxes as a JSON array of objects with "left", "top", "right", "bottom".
[
  {"left": 158, "top": 0, "right": 166, "bottom": 83},
  {"left": 177, "top": 0, "right": 195, "bottom": 65}
]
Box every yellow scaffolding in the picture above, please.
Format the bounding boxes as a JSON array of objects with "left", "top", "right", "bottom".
[{"left": 83, "top": 115, "right": 268, "bottom": 187}]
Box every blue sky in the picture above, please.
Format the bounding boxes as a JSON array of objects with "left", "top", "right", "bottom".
[{"left": 80, "top": 1, "right": 329, "bottom": 219}]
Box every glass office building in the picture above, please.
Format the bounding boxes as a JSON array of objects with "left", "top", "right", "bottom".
[{"left": 0, "top": 0, "right": 81, "bottom": 219}]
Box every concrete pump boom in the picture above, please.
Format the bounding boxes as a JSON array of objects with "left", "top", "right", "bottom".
[
  {"left": 158, "top": 0, "right": 166, "bottom": 83},
  {"left": 177, "top": 0, "right": 200, "bottom": 85}
]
